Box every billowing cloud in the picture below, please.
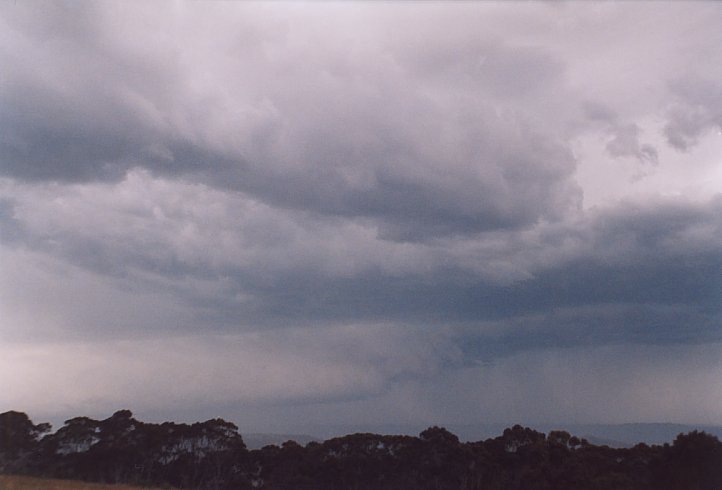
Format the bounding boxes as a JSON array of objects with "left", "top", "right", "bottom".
[
  {"left": 1, "top": 1, "right": 721, "bottom": 428},
  {"left": 3, "top": 171, "right": 719, "bottom": 348},
  {"left": 1, "top": 1, "right": 582, "bottom": 240}
]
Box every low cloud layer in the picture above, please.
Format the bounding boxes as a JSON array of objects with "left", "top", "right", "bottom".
[
  {"left": 4, "top": 338, "right": 721, "bottom": 432},
  {"left": 1, "top": 1, "right": 721, "bottom": 429}
]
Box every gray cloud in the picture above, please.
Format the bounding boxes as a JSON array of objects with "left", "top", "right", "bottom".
[
  {"left": 1, "top": 2, "right": 722, "bottom": 427},
  {"left": 2, "top": 169, "right": 719, "bottom": 355},
  {"left": 0, "top": 2, "right": 582, "bottom": 241},
  {"left": 605, "top": 124, "right": 658, "bottom": 166},
  {"left": 582, "top": 102, "right": 659, "bottom": 167},
  {"left": 0, "top": 323, "right": 462, "bottom": 424},
  {"left": 665, "top": 79, "right": 722, "bottom": 151}
]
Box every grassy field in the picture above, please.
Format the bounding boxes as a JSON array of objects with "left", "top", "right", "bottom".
[{"left": 0, "top": 475, "right": 165, "bottom": 490}]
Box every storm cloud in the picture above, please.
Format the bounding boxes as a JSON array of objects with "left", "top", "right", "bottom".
[{"left": 1, "top": 1, "right": 721, "bottom": 430}]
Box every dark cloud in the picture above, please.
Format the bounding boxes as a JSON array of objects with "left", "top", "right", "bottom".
[
  {"left": 3, "top": 166, "right": 719, "bottom": 356},
  {"left": 0, "top": 2, "right": 582, "bottom": 240},
  {"left": 456, "top": 303, "right": 721, "bottom": 361},
  {"left": 1, "top": 2, "right": 721, "bottom": 426}
]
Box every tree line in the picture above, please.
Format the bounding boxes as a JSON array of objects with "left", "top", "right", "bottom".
[{"left": 2, "top": 410, "right": 721, "bottom": 489}]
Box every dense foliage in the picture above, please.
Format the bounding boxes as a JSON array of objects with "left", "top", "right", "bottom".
[{"left": 2, "top": 410, "right": 721, "bottom": 489}]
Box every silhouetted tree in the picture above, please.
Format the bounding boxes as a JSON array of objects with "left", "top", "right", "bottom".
[
  {"left": 652, "top": 431, "right": 722, "bottom": 490},
  {"left": 0, "top": 411, "right": 50, "bottom": 473},
  {"left": 4, "top": 409, "right": 722, "bottom": 490}
]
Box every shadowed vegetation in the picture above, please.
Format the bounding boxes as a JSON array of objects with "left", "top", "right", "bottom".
[{"left": 2, "top": 411, "right": 722, "bottom": 489}]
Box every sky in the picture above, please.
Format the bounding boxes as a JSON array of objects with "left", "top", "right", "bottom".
[{"left": 1, "top": 1, "right": 721, "bottom": 434}]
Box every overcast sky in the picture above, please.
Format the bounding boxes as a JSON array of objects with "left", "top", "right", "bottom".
[{"left": 1, "top": 1, "right": 721, "bottom": 434}]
